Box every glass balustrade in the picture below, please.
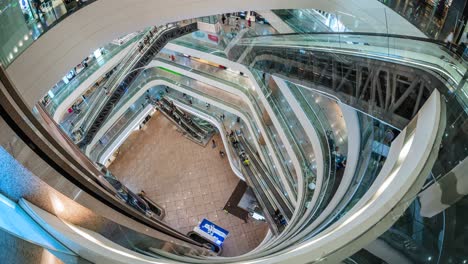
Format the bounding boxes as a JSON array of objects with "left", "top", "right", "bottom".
[
  {"left": 150, "top": 56, "right": 298, "bottom": 199},
  {"left": 88, "top": 95, "right": 149, "bottom": 161},
  {"left": 286, "top": 82, "right": 336, "bottom": 219},
  {"left": 88, "top": 65, "right": 298, "bottom": 204},
  {"left": 70, "top": 24, "right": 178, "bottom": 138},
  {"left": 44, "top": 35, "right": 143, "bottom": 116},
  {"left": 272, "top": 9, "right": 334, "bottom": 33},
  {"left": 0, "top": 0, "right": 98, "bottom": 67},
  {"left": 226, "top": 28, "right": 467, "bottom": 195}
]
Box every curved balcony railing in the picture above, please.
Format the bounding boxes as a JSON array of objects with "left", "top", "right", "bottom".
[
  {"left": 44, "top": 34, "right": 143, "bottom": 117},
  {"left": 70, "top": 24, "right": 174, "bottom": 138},
  {"left": 153, "top": 57, "right": 299, "bottom": 199},
  {"left": 224, "top": 29, "right": 468, "bottom": 191},
  {"left": 88, "top": 65, "right": 295, "bottom": 206},
  {"left": 87, "top": 63, "right": 360, "bottom": 245},
  {"left": 286, "top": 82, "right": 336, "bottom": 217},
  {"left": 88, "top": 95, "right": 149, "bottom": 162},
  {"left": 300, "top": 114, "right": 390, "bottom": 241},
  {"left": 72, "top": 22, "right": 198, "bottom": 147}
]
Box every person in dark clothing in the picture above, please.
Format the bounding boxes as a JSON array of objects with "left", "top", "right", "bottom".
[
  {"left": 32, "top": 0, "right": 43, "bottom": 19},
  {"left": 222, "top": 14, "right": 226, "bottom": 24}
]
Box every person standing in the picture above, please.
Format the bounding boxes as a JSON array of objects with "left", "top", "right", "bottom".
[
  {"left": 248, "top": 17, "right": 251, "bottom": 28},
  {"left": 445, "top": 30, "right": 455, "bottom": 44},
  {"left": 222, "top": 14, "right": 226, "bottom": 25}
]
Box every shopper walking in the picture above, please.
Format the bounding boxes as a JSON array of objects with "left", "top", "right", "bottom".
[
  {"left": 212, "top": 139, "right": 216, "bottom": 148},
  {"left": 248, "top": 17, "right": 251, "bottom": 28}
]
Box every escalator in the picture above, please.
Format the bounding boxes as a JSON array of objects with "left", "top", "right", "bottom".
[
  {"left": 161, "top": 97, "right": 215, "bottom": 137},
  {"left": 77, "top": 23, "right": 198, "bottom": 148},
  {"left": 230, "top": 131, "right": 294, "bottom": 233},
  {"left": 155, "top": 97, "right": 215, "bottom": 146},
  {"left": 97, "top": 165, "right": 166, "bottom": 221},
  {"left": 232, "top": 135, "right": 281, "bottom": 234},
  {"left": 237, "top": 133, "right": 293, "bottom": 220},
  {"left": 226, "top": 32, "right": 442, "bottom": 129}
]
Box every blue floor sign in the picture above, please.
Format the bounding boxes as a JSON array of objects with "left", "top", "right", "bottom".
[{"left": 199, "top": 218, "right": 229, "bottom": 246}]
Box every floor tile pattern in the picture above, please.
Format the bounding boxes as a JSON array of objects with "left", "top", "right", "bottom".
[{"left": 109, "top": 112, "right": 268, "bottom": 256}]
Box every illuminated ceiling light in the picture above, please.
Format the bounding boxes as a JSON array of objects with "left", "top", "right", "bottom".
[
  {"left": 13, "top": 47, "right": 18, "bottom": 53},
  {"left": 24, "top": 34, "right": 29, "bottom": 41},
  {"left": 18, "top": 41, "right": 23, "bottom": 47}
]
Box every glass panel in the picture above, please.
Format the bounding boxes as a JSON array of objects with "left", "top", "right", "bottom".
[{"left": 0, "top": 0, "right": 97, "bottom": 67}]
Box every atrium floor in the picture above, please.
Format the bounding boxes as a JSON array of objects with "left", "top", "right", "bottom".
[{"left": 108, "top": 112, "right": 268, "bottom": 256}]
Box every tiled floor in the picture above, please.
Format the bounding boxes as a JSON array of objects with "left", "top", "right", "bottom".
[{"left": 109, "top": 112, "right": 268, "bottom": 256}]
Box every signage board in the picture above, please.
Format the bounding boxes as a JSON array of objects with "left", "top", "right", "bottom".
[{"left": 198, "top": 218, "right": 229, "bottom": 246}]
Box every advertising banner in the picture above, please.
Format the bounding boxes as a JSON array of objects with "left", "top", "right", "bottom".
[{"left": 198, "top": 218, "right": 229, "bottom": 246}]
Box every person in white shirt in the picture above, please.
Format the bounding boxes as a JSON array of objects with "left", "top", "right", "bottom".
[
  {"left": 459, "top": 32, "right": 468, "bottom": 45},
  {"left": 445, "top": 31, "right": 454, "bottom": 44}
]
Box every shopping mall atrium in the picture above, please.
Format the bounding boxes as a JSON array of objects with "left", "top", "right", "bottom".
[{"left": 0, "top": 0, "right": 467, "bottom": 263}]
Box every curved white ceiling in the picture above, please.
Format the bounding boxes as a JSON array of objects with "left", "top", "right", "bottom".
[{"left": 5, "top": 0, "right": 422, "bottom": 108}]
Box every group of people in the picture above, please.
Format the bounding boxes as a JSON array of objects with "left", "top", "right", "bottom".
[
  {"left": 240, "top": 151, "right": 250, "bottom": 166},
  {"left": 138, "top": 29, "right": 156, "bottom": 53},
  {"left": 181, "top": 92, "right": 193, "bottom": 105},
  {"left": 221, "top": 13, "right": 254, "bottom": 33},
  {"left": 228, "top": 130, "right": 240, "bottom": 149}
]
